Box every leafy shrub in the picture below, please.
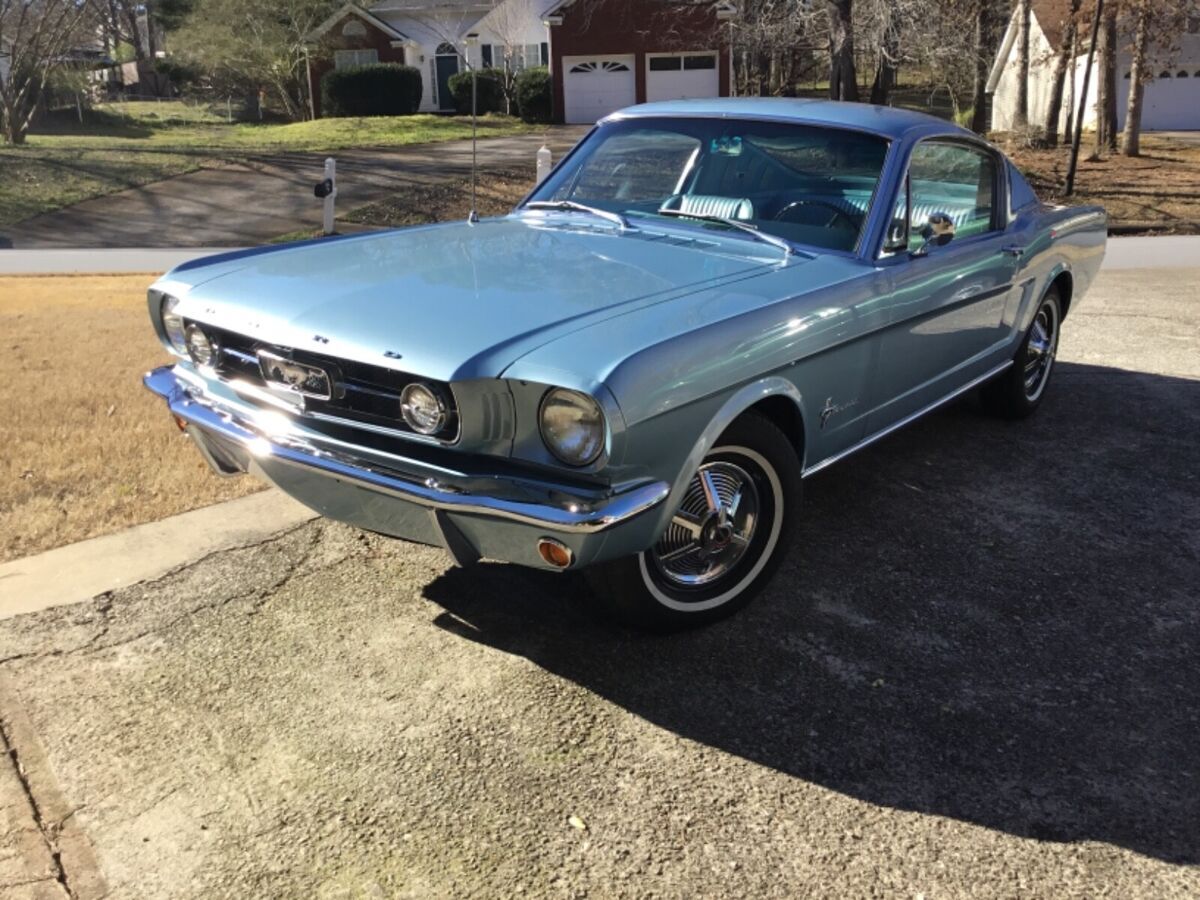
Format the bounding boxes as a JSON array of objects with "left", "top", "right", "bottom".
[
  {"left": 447, "top": 68, "right": 505, "bottom": 115},
  {"left": 154, "top": 58, "right": 201, "bottom": 93},
  {"left": 320, "top": 64, "right": 422, "bottom": 117},
  {"left": 515, "top": 66, "right": 553, "bottom": 124}
]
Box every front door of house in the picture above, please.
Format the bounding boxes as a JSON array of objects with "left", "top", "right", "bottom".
[{"left": 436, "top": 50, "right": 459, "bottom": 111}]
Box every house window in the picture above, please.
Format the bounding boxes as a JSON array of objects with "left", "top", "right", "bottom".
[
  {"left": 496, "top": 43, "right": 545, "bottom": 72},
  {"left": 569, "top": 61, "right": 630, "bottom": 74},
  {"left": 1160, "top": 71, "right": 1172, "bottom": 78},
  {"left": 1178, "top": 71, "right": 1189, "bottom": 77},
  {"left": 341, "top": 20, "right": 367, "bottom": 39},
  {"left": 334, "top": 49, "right": 378, "bottom": 70},
  {"left": 649, "top": 54, "right": 716, "bottom": 72},
  {"left": 482, "top": 44, "right": 493, "bottom": 67}
]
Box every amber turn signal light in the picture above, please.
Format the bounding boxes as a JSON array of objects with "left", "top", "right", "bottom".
[{"left": 537, "top": 538, "right": 573, "bottom": 569}]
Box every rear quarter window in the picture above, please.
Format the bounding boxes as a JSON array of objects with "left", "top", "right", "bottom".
[{"left": 1008, "top": 160, "right": 1040, "bottom": 211}]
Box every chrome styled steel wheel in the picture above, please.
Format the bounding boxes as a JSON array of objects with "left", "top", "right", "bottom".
[
  {"left": 650, "top": 460, "right": 761, "bottom": 587},
  {"left": 585, "top": 412, "right": 802, "bottom": 631},
  {"left": 1023, "top": 298, "right": 1059, "bottom": 402},
  {"left": 637, "top": 444, "right": 786, "bottom": 614},
  {"left": 981, "top": 287, "right": 1063, "bottom": 420}
]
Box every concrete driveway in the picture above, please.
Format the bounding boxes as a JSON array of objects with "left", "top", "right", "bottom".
[
  {"left": 1, "top": 129, "right": 588, "bottom": 249},
  {"left": 1, "top": 268, "right": 1198, "bottom": 897}
]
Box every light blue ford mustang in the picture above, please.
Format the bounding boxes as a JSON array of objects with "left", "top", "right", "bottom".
[{"left": 145, "top": 98, "right": 1106, "bottom": 629}]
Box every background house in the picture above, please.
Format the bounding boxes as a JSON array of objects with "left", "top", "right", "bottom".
[
  {"left": 988, "top": 0, "right": 1200, "bottom": 133},
  {"left": 307, "top": 0, "right": 733, "bottom": 122},
  {"left": 544, "top": 0, "right": 734, "bottom": 124}
]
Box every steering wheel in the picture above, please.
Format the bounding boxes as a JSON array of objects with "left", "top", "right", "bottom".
[{"left": 773, "top": 199, "right": 859, "bottom": 231}]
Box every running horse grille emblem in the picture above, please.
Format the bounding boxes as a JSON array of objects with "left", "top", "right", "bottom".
[{"left": 257, "top": 350, "right": 333, "bottom": 400}]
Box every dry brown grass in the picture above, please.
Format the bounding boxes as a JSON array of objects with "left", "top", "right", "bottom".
[
  {"left": 1005, "top": 135, "right": 1200, "bottom": 232},
  {"left": 0, "top": 275, "right": 261, "bottom": 563}
]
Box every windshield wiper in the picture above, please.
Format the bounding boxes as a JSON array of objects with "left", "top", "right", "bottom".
[
  {"left": 655, "top": 209, "right": 796, "bottom": 257},
  {"left": 524, "top": 200, "right": 634, "bottom": 231}
]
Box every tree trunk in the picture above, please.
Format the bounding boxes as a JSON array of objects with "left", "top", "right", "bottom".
[
  {"left": 970, "top": 0, "right": 991, "bottom": 133},
  {"left": 1095, "top": 5, "right": 1118, "bottom": 153},
  {"left": 827, "top": 0, "right": 858, "bottom": 102},
  {"left": 1014, "top": 0, "right": 1031, "bottom": 129},
  {"left": 870, "top": 13, "right": 898, "bottom": 106},
  {"left": 1042, "top": 0, "right": 1081, "bottom": 147},
  {"left": 1121, "top": 5, "right": 1150, "bottom": 156}
]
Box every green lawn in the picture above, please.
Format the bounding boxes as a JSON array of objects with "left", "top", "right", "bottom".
[{"left": 0, "top": 102, "right": 537, "bottom": 227}]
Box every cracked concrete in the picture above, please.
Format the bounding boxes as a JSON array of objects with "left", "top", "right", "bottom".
[{"left": 0, "top": 267, "right": 1198, "bottom": 897}]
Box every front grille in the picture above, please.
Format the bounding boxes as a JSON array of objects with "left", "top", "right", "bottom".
[{"left": 193, "top": 322, "right": 459, "bottom": 442}]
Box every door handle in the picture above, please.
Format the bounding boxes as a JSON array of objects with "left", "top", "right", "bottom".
[{"left": 1001, "top": 245, "right": 1025, "bottom": 257}]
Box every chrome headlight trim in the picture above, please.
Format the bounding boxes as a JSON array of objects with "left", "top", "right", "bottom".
[
  {"left": 400, "top": 382, "right": 448, "bottom": 435},
  {"left": 160, "top": 295, "right": 187, "bottom": 354},
  {"left": 538, "top": 388, "right": 606, "bottom": 467}
]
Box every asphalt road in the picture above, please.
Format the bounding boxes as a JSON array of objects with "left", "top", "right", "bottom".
[
  {"left": 0, "top": 128, "right": 588, "bottom": 250},
  {"left": 1, "top": 267, "right": 1198, "bottom": 898}
]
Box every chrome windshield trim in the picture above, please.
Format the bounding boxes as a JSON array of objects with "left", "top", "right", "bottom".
[{"left": 144, "top": 366, "right": 669, "bottom": 534}]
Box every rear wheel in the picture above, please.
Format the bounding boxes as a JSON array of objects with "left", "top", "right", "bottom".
[
  {"left": 982, "top": 288, "right": 1061, "bottom": 419},
  {"left": 587, "top": 412, "right": 801, "bottom": 631}
]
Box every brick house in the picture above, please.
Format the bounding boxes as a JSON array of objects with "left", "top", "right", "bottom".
[
  {"left": 307, "top": 0, "right": 734, "bottom": 122},
  {"left": 544, "top": 0, "right": 735, "bottom": 124}
]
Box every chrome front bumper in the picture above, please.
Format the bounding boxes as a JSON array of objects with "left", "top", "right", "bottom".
[{"left": 143, "top": 366, "right": 669, "bottom": 569}]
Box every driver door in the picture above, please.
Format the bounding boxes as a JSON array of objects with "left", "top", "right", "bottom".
[{"left": 868, "top": 140, "right": 1019, "bottom": 428}]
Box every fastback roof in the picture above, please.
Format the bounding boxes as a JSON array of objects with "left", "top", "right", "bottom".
[{"left": 606, "top": 98, "right": 969, "bottom": 141}]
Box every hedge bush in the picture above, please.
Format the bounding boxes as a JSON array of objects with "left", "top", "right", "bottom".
[
  {"left": 320, "top": 64, "right": 422, "bottom": 117},
  {"left": 515, "top": 66, "right": 553, "bottom": 124},
  {"left": 447, "top": 68, "right": 506, "bottom": 115}
]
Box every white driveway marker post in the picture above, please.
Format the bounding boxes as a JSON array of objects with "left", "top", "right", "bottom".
[
  {"left": 536, "top": 145, "right": 552, "bottom": 185},
  {"left": 323, "top": 157, "right": 337, "bottom": 235}
]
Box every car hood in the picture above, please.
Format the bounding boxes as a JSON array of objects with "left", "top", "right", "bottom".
[{"left": 157, "top": 216, "right": 796, "bottom": 383}]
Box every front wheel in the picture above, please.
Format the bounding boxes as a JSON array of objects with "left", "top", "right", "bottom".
[{"left": 586, "top": 412, "right": 801, "bottom": 631}]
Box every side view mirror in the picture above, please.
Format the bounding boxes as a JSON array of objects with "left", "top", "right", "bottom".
[{"left": 911, "top": 211, "right": 956, "bottom": 257}]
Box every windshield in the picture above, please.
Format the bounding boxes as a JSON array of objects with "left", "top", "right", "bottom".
[{"left": 525, "top": 116, "right": 890, "bottom": 253}]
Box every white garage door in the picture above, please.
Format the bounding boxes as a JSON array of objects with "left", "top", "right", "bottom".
[
  {"left": 562, "top": 55, "right": 636, "bottom": 125},
  {"left": 1140, "top": 74, "right": 1200, "bottom": 131},
  {"left": 646, "top": 53, "right": 720, "bottom": 103}
]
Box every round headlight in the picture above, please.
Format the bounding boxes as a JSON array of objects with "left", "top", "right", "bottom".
[
  {"left": 539, "top": 388, "right": 605, "bottom": 467},
  {"left": 161, "top": 295, "right": 187, "bottom": 353},
  {"left": 184, "top": 323, "right": 218, "bottom": 368},
  {"left": 400, "top": 382, "right": 447, "bottom": 435}
]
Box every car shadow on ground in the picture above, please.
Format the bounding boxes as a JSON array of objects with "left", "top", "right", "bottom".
[{"left": 422, "top": 361, "right": 1200, "bottom": 864}]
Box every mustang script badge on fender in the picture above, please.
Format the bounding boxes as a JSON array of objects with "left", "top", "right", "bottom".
[{"left": 257, "top": 350, "right": 333, "bottom": 400}]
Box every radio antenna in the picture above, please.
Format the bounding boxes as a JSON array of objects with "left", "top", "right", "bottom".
[{"left": 466, "top": 33, "right": 480, "bottom": 224}]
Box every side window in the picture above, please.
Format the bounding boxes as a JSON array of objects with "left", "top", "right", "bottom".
[{"left": 892, "top": 142, "right": 997, "bottom": 253}]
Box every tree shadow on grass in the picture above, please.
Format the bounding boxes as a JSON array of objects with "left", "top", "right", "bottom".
[{"left": 422, "top": 361, "right": 1200, "bottom": 864}]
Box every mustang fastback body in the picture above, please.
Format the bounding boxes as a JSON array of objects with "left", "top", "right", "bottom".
[{"left": 145, "top": 98, "right": 1106, "bottom": 627}]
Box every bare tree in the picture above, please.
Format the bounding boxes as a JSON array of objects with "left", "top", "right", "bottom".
[
  {"left": 1094, "top": 0, "right": 1117, "bottom": 153},
  {"left": 1013, "top": 0, "right": 1031, "bottom": 129},
  {"left": 730, "top": 0, "right": 822, "bottom": 96},
  {"left": 862, "top": 0, "right": 898, "bottom": 105},
  {"left": 1120, "top": 0, "right": 1197, "bottom": 156},
  {"left": 827, "top": 0, "right": 857, "bottom": 100},
  {"left": 1042, "top": 0, "right": 1082, "bottom": 146},
  {"left": 0, "top": 0, "right": 98, "bottom": 144},
  {"left": 969, "top": 0, "right": 994, "bottom": 133}
]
